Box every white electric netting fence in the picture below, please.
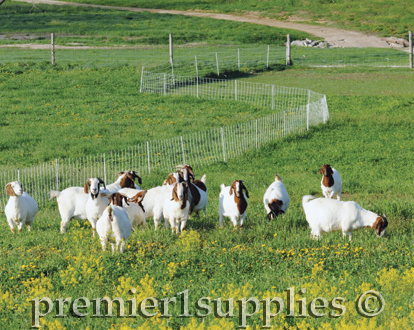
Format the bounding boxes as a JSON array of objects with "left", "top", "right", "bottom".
[{"left": 0, "top": 69, "right": 328, "bottom": 210}]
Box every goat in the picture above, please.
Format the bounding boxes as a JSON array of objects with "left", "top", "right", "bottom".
[
  {"left": 218, "top": 180, "right": 249, "bottom": 228},
  {"left": 121, "top": 185, "right": 170, "bottom": 230},
  {"left": 96, "top": 204, "right": 131, "bottom": 254},
  {"left": 263, "top": 174, "right": 290, "bottom": 221},
  {"left": 85, "top": 178, "right": 110, "bottom": 237},
  {"left": 165, "top": 169, "right": 208, "bottom": 217},
  {"left": 5, "top": 181, "right": 38, "bottom": 233},
  {"left": 50, "top": 178, "right": 109, "bottom": 235},
  {"left": 302, "top": 195, "right": 388, "bottom": 241},
  {"left": 319, "top": 164, "right": 342, "bottom": 200},
  {"left": 108, "top": 191, "right": 147, "bottom": 229},
  {"left": 50, "top": 171, "right": 137, "bottom": 234},
  {"left": 106, "top": 170, "right": 142, "bottom": 193},
  {"left": 163, "top": 182, "right": 190, "bottom": 234}
]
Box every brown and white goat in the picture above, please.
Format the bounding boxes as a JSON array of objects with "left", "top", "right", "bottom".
[
  {"left": 319, "top": 164, "right": 342, "bottom": 200},
  {"left": 218, "top": 180, "right": 249, "bottom": 228}
]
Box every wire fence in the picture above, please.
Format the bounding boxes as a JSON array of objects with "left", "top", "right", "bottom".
[
  {"left": 1, "top": 41, "right": 410, "bottom": 71},
  {"left": 0, "top": 66, "right": 328, "bottom": 211}
]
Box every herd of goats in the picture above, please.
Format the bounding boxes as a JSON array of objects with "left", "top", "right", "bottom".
[{"left": 4, "top": 164, "right": 388, "bottom": 253}]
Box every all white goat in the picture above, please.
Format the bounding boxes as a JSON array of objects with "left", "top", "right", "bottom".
[
  {"left": 96, "top": 204, "right": 131, "bottom": 254},
  {"left": 319, "top": 164, "right": 342, "bottom": 200},
  {"left": 50, "top": 172, "right": 137, "bottom": 234},
  {"left": 302, "top": 195, "right": 388, "bottom": 241},
  {"left": 119, "top": 185, "right": 171, "bottom": 230},
  {"left": 108, "top": 191, "right": 147, "bottom": 230},
  {"left": 163, "top": 182, "right": 190, "bottom": 234},
  {"left": 218, "top": 180, "right": 249, "bottom": 228},
  {"left": 5, "top": 181, "right": 38, "bottom": 233},
  {"left": 84, "top": 178, "right": 110, "bottom": 237},
  {"left": 263, "top": 174, "right": 290, "bottom": 221}
]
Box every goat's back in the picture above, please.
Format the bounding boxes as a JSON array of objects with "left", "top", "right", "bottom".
[{"left": 303, "top": 197, "right": 360, "bottom": 231}]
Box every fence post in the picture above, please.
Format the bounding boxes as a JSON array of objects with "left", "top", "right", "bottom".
[
  {"left": 255, "top": 119, "right": 258, "bottom": 149},
  {"left": 307, "top": 90, "right": 311, "bottom": 131},
  {"left": 221, "top": 127, "right": 226, "bottom": 162},
  {"left": 196, "top": 76, "right": 199, "bottom": 98},
  {"left": 140, "top": 66, "right": 144, "bottom": 93},
  {"left": 271, "top": 85, "right": 275, "bottom": 110},
  {"left": 238, "top": 49, "right": 240, "bottom": 71},
  {"left": 147, "top": 141, "right": 150, "bottom": 174},
  {"left": 169, "top": 33, "right": 173, "bottom": 69},
  {"left": 235, "top": 80, "right": 237, "bottom": 101},
  {"left": 283, "top": 111, "right": 286, "bottom": 136},
  {"left": 195, "top": 55, "right": 198, "bottom": 78},
  {"left": 55, "top": 158, "right": 59, "bottom": 191},
  {"left": 51, "top": 33, "right": 55, "bottom": 66},
  {"left": 286, "top": 34, "right": 292, "bottom": 66},
  {"left": 18, "top": 168, "right": 20, "bottom": 182},
  {"left": 163, "top": 73, "right": 167, "bottom": 96},
  {"left": 410, "top": 31, "right": 413, "bottom": 69},
  {"left": 267, "top": 45, "right": 270, "bottom": 69},
  {"left": 181, "top": 135, "right": 186, "bottom": 164},
  {"left": 103, "top": 153, "right": 106, "bottom": 184},
  {"left": 215, "top": 52, "right": 219, "bottom": 76}
]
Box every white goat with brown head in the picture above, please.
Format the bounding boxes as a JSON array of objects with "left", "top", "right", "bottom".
[
  {"left": 302, "top": 195, "right": 388, "bottom": 241},
  {"left": 96, "top": 204, "right": 131, "bottom": 254},
  {"left": 163, "top": 182, "right": 190, "bottom": 234},
  {"left": 319, "top": 164, "right": 342, "bottom": 200},
  {"left": 263, "top": 174, "right": 290, "bottom": 221},
  {"left": 218, "top": 180, "right": 249, "bottom": 228},
  {"left": 5, "top": 181, "right": 38, "bottom": 233}
]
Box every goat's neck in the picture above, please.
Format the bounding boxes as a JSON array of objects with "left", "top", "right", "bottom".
[
  {"left": 10, "top": 195, "right": 21, "bottom": 211},
  {"left": 359, "top": 208, "right": 378, "bottom": 227},
  {"left": 322, "top": 174, "right": 334, "bottom": 188},
  {"left": 234, "top": 193, "right": 247, "bottom": 215}
]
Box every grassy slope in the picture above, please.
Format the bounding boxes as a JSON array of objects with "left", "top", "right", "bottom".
[
  {"left": 0, "top": 2, "right": 310, "bottom": 46},
  {"left": 0, "top": 65, "right": 413, "bottom": 329},
  {"left": 0, "top": 2, "right": 414, "bottom": 329},
  {"left": 39, "top": 0, "right": 414, "bottom": 38}
]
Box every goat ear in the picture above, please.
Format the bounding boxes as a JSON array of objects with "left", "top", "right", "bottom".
[
  {"left": 319, "top": 168, "right": 323, "bottom": 175},
  {"left": 328, "top": 166, "right": 333, "bottom": 176},
  {"left": 84, "top": 180, "right": 90, "bottom": 194},
  {"left": 242, "top": 183, "right": 249, "bottom": 198},
  {"left": 229, "top": 184, "right": 234, "bottom": 196},
  {"left": 137, "top": 175, "right": 142, "bottom": 185},
  {"left": 123, "top": 196, "right": 129, "bottom": 206},
  {"left": 97, "top": 178, "right": 106, "bottom": 190},
  {"left": 6, "top": 183, "right": 15, "bottom": 197},
  {"left": 172, "top": 186, "right": 179, "bottom": 202}
]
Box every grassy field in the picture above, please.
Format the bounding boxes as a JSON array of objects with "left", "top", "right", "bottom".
[
  {"left": 43, "top": 0, "right": 414, "bottom": 38},
  {"left": 0, "top": 62, "right": 414, "bottom": 329},
  {"left": 0, "top": 1, "right": 310, "bottom": 46},
  {"left": 1, "top": 2, "right": 414, "bottom": 329}
]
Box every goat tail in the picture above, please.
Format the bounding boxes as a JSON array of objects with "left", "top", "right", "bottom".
[
  {"left": 201, "top": 174, "right": 207, "bottom": 184},
  {"left": 49, "top": 190, "right": 61, "bottom": 200},
  {"left": 302, "top": 195, "right": 315, "bottom": 211}
]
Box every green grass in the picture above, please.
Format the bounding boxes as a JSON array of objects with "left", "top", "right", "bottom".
[
  {"left": 0, "top": 62, "right": 414, "bottom": 328},
  {"left": 0, "top": 1, "right": 311, "bottom": 46},
  {"left": 44, "top": 0, "right": 414, "bottom": 38}
]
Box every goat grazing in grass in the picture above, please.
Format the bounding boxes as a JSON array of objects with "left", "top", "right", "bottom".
[
  {"left": 302, "top": 195, "right": 388, "bottom": 241},
  {"left": 263, "top": 174, "right": 290, "bottom": 221}
]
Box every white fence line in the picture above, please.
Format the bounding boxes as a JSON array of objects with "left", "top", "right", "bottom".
[{"left": 0, "top": 70, "right": 328, "bottom": 210}]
